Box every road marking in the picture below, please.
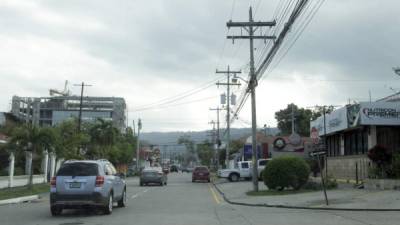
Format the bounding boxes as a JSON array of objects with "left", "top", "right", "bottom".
[
  {"left": 209, "top": 184, "right": 221, "bottom": 204},
  {"left": 131, "top": 194, "right": 138, "bottom": 199},
  {"left": 131, "top": 188, "right": 149, "bottom": 199}
]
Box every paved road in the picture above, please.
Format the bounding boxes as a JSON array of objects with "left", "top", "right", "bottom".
[{"left": 0, "top": 173, "right": 399, "bottom": 225}]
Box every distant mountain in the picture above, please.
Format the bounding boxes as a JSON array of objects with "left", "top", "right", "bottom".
[{"left": 141, "top": 127, "right": 279, "bottom": 146}]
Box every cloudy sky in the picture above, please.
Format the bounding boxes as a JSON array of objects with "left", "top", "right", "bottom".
[{"left": 0, "top": 0, "right": 399, "bottom": 132}]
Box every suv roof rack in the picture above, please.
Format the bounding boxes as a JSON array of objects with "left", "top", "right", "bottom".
[
  {"left": 97, "top": 159, "right": 111, "bottom": 162},
  {"left": 64, "top": 159, "right": 79, "bottom": 163}
]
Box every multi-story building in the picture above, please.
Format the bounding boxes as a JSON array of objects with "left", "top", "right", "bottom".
[{"left": 11, "top": 95, "right": 126, "bottom": 131}]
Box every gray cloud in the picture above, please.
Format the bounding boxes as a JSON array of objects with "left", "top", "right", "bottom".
[{"left": 0, "top": 0, "right": 399, "bottom": 131}]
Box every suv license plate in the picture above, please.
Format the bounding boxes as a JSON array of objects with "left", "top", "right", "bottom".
[{"left": 69, "top": 182, "right": 81, "bottom": 188}]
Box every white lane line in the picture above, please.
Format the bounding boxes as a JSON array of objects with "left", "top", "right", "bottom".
[
  {"left": 131, "top": 188, "right": 149, "bottom": 199},
  {"left": 131, "top": 194, "right": 139, "bottom": 199}
]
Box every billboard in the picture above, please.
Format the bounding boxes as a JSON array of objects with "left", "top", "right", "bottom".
[
  {"left": 310, "top": 106, "right": 348, "bottom": 136},
  {"left": 359, "top": 102, "right": 400, "bottom": 125}
]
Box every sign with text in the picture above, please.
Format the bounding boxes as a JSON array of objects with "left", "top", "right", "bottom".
[{"left": 360, "top": 102, "right": 400, "bottom": 125}]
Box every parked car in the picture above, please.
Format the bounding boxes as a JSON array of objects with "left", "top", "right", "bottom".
[
  {"left": 192, "top": 166, "right": 210, "bottom": 182},
  {"left": 140, "top": 168, "right": 167, "bottom": 186},
  {"left": 50, "top": 159, "right": 126, "bottom": 216},
  {"left": 217, "top": 159, "right": 270, "bottom": 182},
  {"left": 182, "top": 167, "right": 194, "bottom": 173},
  {"left": 257, "top": 158, "right": 271, "bottom": 179},
  {"left": 217, "top": 161, "right": 252, "bottom": 182},
  {"left": 170, "top": 165, "right": 178, "bottom": 172}
]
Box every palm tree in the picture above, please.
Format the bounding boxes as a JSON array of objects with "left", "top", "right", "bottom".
[
  {"left": 88, "top": 118, "right": 119, "bottom": 158},
  {"left": 10, "top": 124, "right": 55, "bottom": 189}
]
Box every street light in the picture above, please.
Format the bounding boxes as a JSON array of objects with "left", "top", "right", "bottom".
[
  {"left": 393, "top": 67, "right": 400, "bottom": 76},
  {"left": 233, "top": 74, "right": 249, "bottom": 84}
]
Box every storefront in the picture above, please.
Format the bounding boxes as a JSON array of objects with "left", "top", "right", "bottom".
[{"left": 310, "top": 101, "right": 400, "bottom": 180}]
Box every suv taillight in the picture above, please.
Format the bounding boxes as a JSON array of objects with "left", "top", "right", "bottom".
[
  {"left": 50, "top": 176, "right": 56, "bottom": 187},
  {"left": 95, "top": 176, "right": 105, "bottom": 187}
]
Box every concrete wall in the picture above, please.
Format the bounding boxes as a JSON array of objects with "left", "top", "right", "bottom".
[{"left": 327, "top": 155, "right": 371, "bottom": 180}]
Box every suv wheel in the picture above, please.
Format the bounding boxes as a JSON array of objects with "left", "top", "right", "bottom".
[
  {"left": 118, "top": 188, "right": 127, "bottom": 207},
  {"left": 229, "top": 173, "right": 239, "bottom": 182},
  {"left": 50, "top": 206, "right": 62, "bottom": 216},
  {"left": 104, "top": 193, "right": 113, "bottom": 215}
]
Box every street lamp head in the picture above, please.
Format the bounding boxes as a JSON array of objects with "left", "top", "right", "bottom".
[{"left": 393, "top": 67, "right": 400, "bottom": 76}]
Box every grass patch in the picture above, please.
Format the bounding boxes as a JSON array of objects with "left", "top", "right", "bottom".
[
  {"left": 246, "top": 189, "right": 317, "bottom": 196},
  {"left": 0, "top": 183, "right": 49, "bottom": 200}
]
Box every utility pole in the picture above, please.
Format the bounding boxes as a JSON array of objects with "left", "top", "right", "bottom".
[
  {"left": 132, "top": 120, "right": 136, "bottom": 136},
  {"left": 208, "top": 120, "right": 217, "bottom": 169},
  {"left": 210, "top": 107, "right": 222, "bottom": 169},
  {"left": 291, "top": 104, "right": 296, "bottom": 134},
  {"left": 216, "top": 66, "right": 241, "bottom": 168},
  {"left": 227, "top": 7, "right": 276, "bottom": 192},
  {"left": 136, "top": 119, "right": 142, "bottom": 172},
  {"left": 73, "top": 82, "right": 92, "bottom": 132}
]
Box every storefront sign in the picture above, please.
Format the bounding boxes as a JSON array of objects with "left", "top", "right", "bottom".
[{"left": 360, "top": 102, "right": 400, "bottom": 125}]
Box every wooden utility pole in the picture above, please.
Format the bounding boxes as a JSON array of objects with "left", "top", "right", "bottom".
[
  {"left": 73, "top": 82, "right": 92, "bottom": 132},
  {"left": 226, "top": 7, "right": 276, "bottom": 192},
  {"left": 216, "top": 66, "right": 241, "bottom": 168}
]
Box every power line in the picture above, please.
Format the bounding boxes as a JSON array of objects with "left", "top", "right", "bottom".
[
  {"left": 131, "top": 77, "right": 222, "bottom": 111},
  {"left": 130, "top": 95, "right": 217, "bottom": 112}
]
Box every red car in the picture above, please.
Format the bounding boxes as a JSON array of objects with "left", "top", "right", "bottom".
[{"left": 192, "top": 166, "right": 210, "bottom": 182}]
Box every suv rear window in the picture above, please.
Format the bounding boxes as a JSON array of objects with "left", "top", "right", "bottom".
[
  {"left": 194, "top": 167, "right": 208, "bottom": 172},
  {"left": 57, "top": 163, "right": 99, "bottom": 176}
]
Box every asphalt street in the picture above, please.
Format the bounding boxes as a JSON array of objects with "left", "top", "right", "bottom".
[{"left": 0, "top": 173, "right": 399, "bottom": 225}]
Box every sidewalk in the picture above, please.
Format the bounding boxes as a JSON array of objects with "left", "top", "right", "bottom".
[
  {"left": 0, "top": 175, "right": 45, "bottom": 189},
  {"left": 215, "top": 179, "right": 400, "bottom": 209}
]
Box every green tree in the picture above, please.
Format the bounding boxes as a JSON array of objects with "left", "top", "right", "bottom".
[
  {"left": 197, "top": 140, "right": 213, "bottom": 166},
  {"left": 178, "top": 135, "right": 197, "bottom": 166},
  {"left": 310, "top": 105, "right": 335, "bottom": 121},
  {"left": 10, "top": 124, "right": 56, "bottom": 189},
  {"left": 275, "top": 103, "right": 313, "bottom": 137},
  {"left": 54, "top": 120, "right": 89, "bottom": 160}
]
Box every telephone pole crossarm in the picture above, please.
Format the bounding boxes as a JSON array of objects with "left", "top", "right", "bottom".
[
  {"left": 227, "top": 35, "right": 276, "bottom": 40},
  {"left": 226, "top": 20, "right": 276, "bottom": 27}
]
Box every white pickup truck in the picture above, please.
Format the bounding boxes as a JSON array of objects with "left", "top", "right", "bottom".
[{"left": 217, "top": 159, "right": 271, "bottom": 182}]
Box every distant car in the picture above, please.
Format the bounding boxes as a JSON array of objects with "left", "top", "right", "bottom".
[
  {"left": 170, "top": 165, "right": 178, "bottom": 172},
  {"left": 192, "top": 166, "right": 210, "bottom": 183},
  {"left": 50, "top": 159, "right": 126, "bottom": 216},
  {"left": 140, "top": 169, "right": 167, "bottom": 186},
  {"left": 162, "top": 166, "right": 170, "bottom": 174},
  {"left": 182, "top": 167, "right": 194, "bottom": 173}
]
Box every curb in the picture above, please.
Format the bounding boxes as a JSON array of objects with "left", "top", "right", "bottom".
[
  {"left": 0, "top": 195, "right": 39, "bottom": 206},
  {"left": 212, "top": 182, "right": 400, "bottom": 212}
]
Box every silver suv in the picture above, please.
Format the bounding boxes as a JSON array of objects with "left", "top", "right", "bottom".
[{"left": 50, "top": 159, "right": 126, "bottom": 216}]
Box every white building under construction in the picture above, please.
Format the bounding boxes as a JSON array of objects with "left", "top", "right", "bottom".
[{"left": 10, "top": 82, "right": 126, "bottom": 130}]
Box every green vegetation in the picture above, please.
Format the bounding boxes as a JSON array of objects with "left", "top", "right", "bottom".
[
  {"left": 196, "top": 140, "right": 214, "bottom": 167},
  {"left": 275, "top": 103, "right": 334, "bottom": 136},
  {"left": 367, "top": 145, "right": 400, "bottom": 179},
  {"left": 263, "top": 156, "right": 310, "bottom": 191},
  {"left": 0, "top": 183, "right": 49, "bottom": 200},
  {"left": 1, "top": 118, "right": 137, "bottom": 190}
]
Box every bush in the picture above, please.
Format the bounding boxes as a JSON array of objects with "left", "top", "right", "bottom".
[
  {"left": 263, "top": 156, "right": 310, "bottom": 190},
  {"left": 389, "top": 153, "right": 400, "bottom": 179},
  {"left": 367, "top": 145, "right": 393, "bottom": 178}
]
